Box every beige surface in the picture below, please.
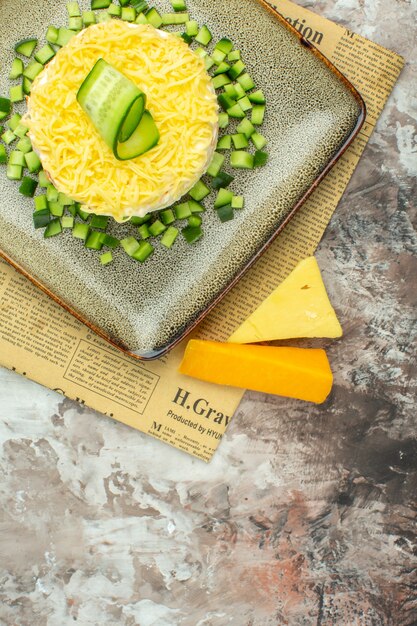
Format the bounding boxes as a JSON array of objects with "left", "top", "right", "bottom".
[{"left": 0, "top": 0, "right": 404, "bottom": 461}]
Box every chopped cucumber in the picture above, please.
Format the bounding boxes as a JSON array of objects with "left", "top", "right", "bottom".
[
  {"left": 121, "top": 236, "right": 141, "bottom": 256},
  {"left": 97, "top": 11, "right": 111, "bottom": 21},
  {"left": 231, "top": 195, "right": 244, "bottom": 209},
  {"left": 100, "top": 233, "right": 119, "bottom": 248},
  {"left": 62, "top": 215, "right": 75, "bottom": 229},
  {"left": 8, "top": 113, "right": 22, "bottom": 132},
  {"left": 9, "top": 58, "right": 24, "bottom": 80},
  {"left": 194, "top": 47, "right": 207, "bottom": 58},
  {"left": 248, "top": 89, "right": 266, "bottom": 104},
  {"left": 0, "top": 112, "right": 8, "bottom": 122},
  {"left": 91, "top": 0, "right": 111, "bottom": 8},
  {"left": 108, "top": 3, "right": 121, "bottom": 16},
  {"left": 6, "top": 164, "right": 23, "bottom": 180},
  {"left": 10, "top": 85, "right": 24, "bottom": 103},
  {"left": 34, "top": 194, "right": 48, "bottom": 211},
  {"left": 160, "top": 208, "right": 175, "bottom": 225},
  {"left": 185, "top": 20, "right": 198, "bottom": 36},
  {"left": 44, "top": 218, "right": 62, "bottom": 238},
  {"left": 171, "top": 0, "right": 186, "bottom": 9},
  {"left": 25, "top": 151, "right": 42, "bottom": 173},
  {"left": 85, "top": 231, "right": 104, "bottom": 250},
  {"left": 215, "top": 38, "right": 233, "bottom": 54},
  {"left": 195, "top": 25, "right": 212, "bottom": 46},
  {"left": 132, "top": 241, "right": 154, "bottom": 262},
  {"left": 89, "top": 215, "right": 108, "bottom": 229},
  {"left": 56, "top": 28, "right": 76, "bottom": 47},
  {"left": 217, "top": 134, "right": 231, "bottom": 150},
  {"left": 149, "top": 219, "right": 166, "bottom": 237},
  {"left": 218, "top": 93, "right": 234, "bottom": 111},
  {"left": 33, "top": 209, "right": 50, "bottom": 229},
  {"left": 100, "top": 251, "right": 113, "bottom": 265},
  {"left": 47, "top": 186, "right": 59, "bottom": 202},
  {"left": 236, "top": 118, "right": 255, "bottom": 138},
  {"left": 9, "top": 150, "right": 26, "bottom": 166},
  {"left": 19, "top": 176, "right": 38, "bottom": 197},
  {"left": 119, "top": 0, "right": 130, "bottom": 5},
  {"left": 182, "top": 225, "right": 202, "bottom": 244},
  {"left": 237, "top": 72, "right": 255, "bottom": 91},
  {"left": 161, "top": 226, "right": 179, "bottom": 248},
  {"left": 1, "top": 130, "right": 16, "bottom": 145},
  {"left": 189, "top": 179, "right": 210, "bottom": 201},
  {"left": 14, "top": 123, "right": 29, "bottom": 138},
  {"left": 0, "top": 97, "right": 12, "bottom": 114},
  {"left": 234, "top": 83, "right": 245, "bottom": 99},
  {"left": 232, "top": 133, "right": 249, "bottom": 149},
  {"left": 204, "top": 56, "right": 215, "bottom": 71},
  {"left": 77, "top": 207, "right": 91, "bottom": 221},
  {"left": 227, "top": 50, "right": 241, "bottom": 62},
  {"left": 15, "top": 38, "right": 38, "bottom": 58},
  {"left": 226, "top": 103, "right": 245, "bottom": 118},
  {"left": 73, "top": 222, "right": 90, "bottom": 240},
  {"left": 67, "top": 2, "right": 81, "bottom": 16},
  {"left": 82, "top": 11, "right": 96, "bottom": 26},
  {"left": 68, "top": 16, "right": 83, "bottom": 30},
  {"left": 188, "top": 215, "right": 202, "bottom": 228},
  {"left": 121, "top": 7, "right": 136, "bottom": 21},
  {"left": 146, "top": 8, "right": 162, "bottom": 27},
  {"left": 23, "top": 61, "right": 44, "bottom": 81},
  {"left": 218, "top": 112, "right": 229, "bottom": 128},
  {"left": 230, "top": 150, "right": 254, "bottom": 169},
  {"left": 251, "top": 104, "right": 265, "bottom": 125},
  {"left": 212, "top": 49, "right": 226, "bottom": 65},
  {"left": 212, "top": 74, "right": 231, "bottom": 89},
  {"left": 135, "top": 12, "right": 148, "bottom": 23},
  {"left": 174, "top": 202, "right": 192, "bottom": 220},
  {"left": 38, "top": 170, "right": 50, "bottom": 186},
  {"left": 216, "top": 204, "right": 234, "bottom": 222},
  {"left": 46, "top": 26, "right": 59, "bottom": 45},
  {"left": 238, "top": 96, "right": 252, "bottom": 112},
  {"left": 254, "top": 150, "right": 268, "bottom": 167},
  {"left": 22, "top": 77, "right": 32, "bottom": 96},
  {"left": 228, "top": 60, "right": 245, "bottom": 80},
  {"left": 130, "top": 215, "right": 151, "bottom": 225},
  {"left": 211, "top": 171, "right": 234, "bottom": 189},
  {"left": 0, "top": 145, "right": 7, "bottom": 165},
  {"left": 131, "top": 0, "right": 148, "bottom": 11},
  {"left": 251, "top": 132, "right": 267, "bottom": 149},
  {"left": 49, "top": 201, "right": 65, "bottom": 217},
  {"left": 188, "top": 200, "right": 205, "bottom": 213},
  {"left": 138, "top": 224, "right": 150, "bottom": 239},
  {"left": 207, "top": 152, "right": 225, "bottom": 177},
  {"left": 181, "top": 33, "right": 193, "bottom": 45},
  {"left": 214, "top": 188, "right": 233, "bottom": 208},
  {"left": 224, "top": 83, "right": 238, "bottom": 99},
  {"left": 34, "top": 45, "right": 55, "bottom": 65},
  {"left": 161, "top": 12, "right": 189, "bottom": 25},
  {"left": 213, "top": 62, "right": 231, "bottom": 76}
]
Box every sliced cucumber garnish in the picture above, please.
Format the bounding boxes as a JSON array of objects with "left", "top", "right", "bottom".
[{"left": 77, "top": 58, "right": 159, "bottom": 160}]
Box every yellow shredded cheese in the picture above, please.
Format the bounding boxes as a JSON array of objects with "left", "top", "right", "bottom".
[{"left": 26, "top": 21, "right": 218, "bottom": 220}]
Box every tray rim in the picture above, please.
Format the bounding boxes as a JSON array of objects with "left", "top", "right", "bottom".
[{"left": 0, "top": 1, "right": 366, "bottom": 361}]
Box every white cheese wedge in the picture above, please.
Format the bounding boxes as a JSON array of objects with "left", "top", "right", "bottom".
[{"left": 228, "top": 257, "right": 343, "bottom": 343}]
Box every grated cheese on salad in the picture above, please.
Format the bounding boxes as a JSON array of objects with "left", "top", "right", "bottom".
[{"left": 26, "top": 21, "right": 218, "bottom": 220}]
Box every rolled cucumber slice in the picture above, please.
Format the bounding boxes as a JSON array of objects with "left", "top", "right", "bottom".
[{"left": 77, "top": 58, "right": 158, "bottom": 160}]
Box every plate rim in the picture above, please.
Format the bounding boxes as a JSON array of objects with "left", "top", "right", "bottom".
[{"left": 0, "top": 1, "right": 366, "bottom": 361}]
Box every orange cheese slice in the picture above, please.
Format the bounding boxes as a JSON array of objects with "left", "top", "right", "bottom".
[{"left": 179, "top": 340, "right": 333, "bottom": 404}]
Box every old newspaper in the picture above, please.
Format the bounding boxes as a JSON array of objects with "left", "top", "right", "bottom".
[{"left": 0, "top": 0, "right": 404, "bottom": 461}]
